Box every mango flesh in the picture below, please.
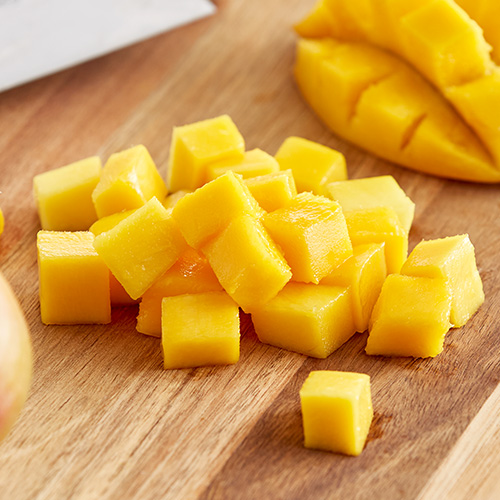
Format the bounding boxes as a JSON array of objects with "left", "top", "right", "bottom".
[
  {"left": 0, "top": 272, "right": 32, "bottom": 442},
  {"left": 37, "top": 231, "right": 111, "bottom": 325},
  {"left": 244, "top": 170, "right": 297, "bottom": 212},
  {"left": 251, "top": 282, "right": 355, "bottom": 358},
  {"left": 33, "top": 156, "right": 101, "bottom": 231},
  {"left": 162, "top": 291, "right": 240, "bottom": 369},
  {"left": 300, "top": 370, "right": 373, "bottom": 456},
  {"left": 92, "top": 145, "right": 168, "bottom": 218},
  {"left": 263, "top": 192, "right": 353, "bottom": 284},
  {"left": 366, "top": 274, "right": 452, "bottom": 358},
  {"left": 401, "top": 234, "right": 484, "bottom": 327}
]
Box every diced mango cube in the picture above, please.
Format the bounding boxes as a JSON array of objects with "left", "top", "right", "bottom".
[
  {"left": 326, "top": 175, "right": 415, "bottom": 233},
  {"left": 366, "top": 274, "right": 452, "bottom": 358},
  {"left": 300, "top": 370, "right": 373, "bottom": 456},
  {"left": 401, "top": 234, "right": 484, "bottom": 327},
  {"left": 137, "top": 248, "right": 223, "bottom": 337},
  {"left": 294, "top": 0, "right": 336, "bottom": 38},
  {"left": 162, "top": 190, "right": 191, "bottom": 209},
  {"left": 172, "top": 171, "right": 263, "bottom": 250},
  {"left": 321, "top": 243, "right": 387, "bottom": 332},
  {"left": 168, "top": 115, "right": 245, "bottom": 191},
  {"left": 251, "top": 282, "right": 355, "bottom": 358},
  {"left": 244, "top": 170, "right": 297, "bottom": 212},
  {"left": 275, "top": 137, "right": 347, "bottom": 195},
  {"left": 33, "top": 156, "right": 101, "bottom": 231},
  {"left": 206, "top": 148, "right": 279, "bottom": 183},
  {"left": 263, "top": 192, "right": 353, "bottom": 284},
  {"left": 345, "top": 207, "right": 408, "bottom": 274},
  {"left": 93, "top": 198, "right": 187, "bottom": 300},
  {"left": 202, "top": 215, "right": 292, "bottom": 312},
  {"left": 37, "top": 231, "right": 110, "bottom": 324},
  {"left": 92, "top": 145, "right": 167, "bottom": 218},
  {"left": 162, "top": 291, "right": 240, "bottom": 369}
]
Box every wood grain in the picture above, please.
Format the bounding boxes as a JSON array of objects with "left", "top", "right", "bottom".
[{"left": 1, "top": 0, "right": 500, "bottom": 498}]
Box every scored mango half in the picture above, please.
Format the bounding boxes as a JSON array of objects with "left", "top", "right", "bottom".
[{"left": 294, "top": 0, "right": 500, "bottom": 182}]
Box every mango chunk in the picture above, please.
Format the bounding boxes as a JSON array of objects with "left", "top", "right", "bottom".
[
  {"left": 263, "top": 192, "right": 353, "bottom": 284},
  {"left": 206, "top": 148, "right": 279, "bottom": 183},
  {"left": 202, "top": 215, "right": 292, "bottom": 313},
  {"left": 0, "top": 207, "right": 3, "bottom": 236},
  {"left": 345, "top": 207, "right": 408, "bottom": 274},
  {"left": 366, "top": 274, "right": 452, "bottom": 358},
  {"left": 33, "top": 156, "right": 101, "bottom": 231},
  {"left": 162, "top": 190, "right": 191, "bottom": 209},
  {"left": 93, "top": 198, "right": 187, "bottom": 300},
  {"left": 168, "top": 115, "right": 245, "bottom": 191},
  {"left": 162, "top": 291, "right": 240, "bottom": 369},
  {"left": 92, "top": 145, "right": 167, "bottom": 218},
  {"left": 401, "top": 234, "right": 484, "bottom": 327},
  {"left": 244, "top": 170, "right": 297, "bottom": 212},
  {"left": 137, "top": 248, "right": 223, "bottom": 337},
  {"left": 327, "top": 176, "right": 415, "bottom": 234},
  {"left": 321, "top": 243, "right": 387, "bottom": 332},
  {"left": 274, "top": 137, "right": 347, "bottom": 195},
  {"left": 37, "top": 231, "right": 110, "bottom": 325},
  {"left": 300, "top": 370, "right": 373, "bottom": 456},
  {"left": 294, "top": 0, "right": 336, "bottom": 38},
  {"left": 172, "top": 171, "right": 263, "bottom": 250},
  {"left": 251, "top": 283, "right": 355, "bottom": 358}
]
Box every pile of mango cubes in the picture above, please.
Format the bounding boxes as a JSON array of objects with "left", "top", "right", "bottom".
[{"left": 34, "top": 115, "right": 485, "bottom": 456}]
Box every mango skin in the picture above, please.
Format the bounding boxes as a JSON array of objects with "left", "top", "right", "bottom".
[{"left": 0, "top": 272, "right": 32, "bottom": 442}]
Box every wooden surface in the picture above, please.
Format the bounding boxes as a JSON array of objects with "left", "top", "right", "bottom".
[{"left": 1, "top": 0, "right": 500, "bottom": 498}]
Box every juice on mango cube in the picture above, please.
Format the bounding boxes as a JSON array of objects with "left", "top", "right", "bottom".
[
  {"left": 366, "top": 274, "right": 452, "bottom": 358},
  {"left": 172, "top": 171, "right": 263, "bottom": 250},
  {"left": 321, "top": 243, "right": 387, "bottom": 333},
  {"left": 202, "top": 214, "right": 292, "bottom": 313},
  {"left": 137, "top": 248, "right": 223, "bottom": 337},
  {"left": 37, "top": 231, "right": 110, "bottom": 325},
  {"left": 92, "top": 145, "right": 167, "bottom": 218},
  {"left": 275, "top": 136, "right": 347, "bottom": 196},
  {"left": 401, "top": 234, "right": 484, "bottom": 327},
  {"left": 168, "top": 115, "right": 245, "bottom": 192},
  {"left": 300, "top": 370, "right": 373, "bottom": 456},
  {"left": 93, "top": 198, "right": 187, "bottom": 300},
  {"left": 251, "top": 282, "right": 355, "bottom": 358},
  {"left": 244, "top": 170, "right": 297, "bottom": 212},
  {"left": 263, "top": 192, "right": 353, "bottom": 284},
  {"left": 162, "top": 291, "right": 240, "bottom": 369},
  {"left": 33, "top": 156, "right": 101, "bottom": 231}
]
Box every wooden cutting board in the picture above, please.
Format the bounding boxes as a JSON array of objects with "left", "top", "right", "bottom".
[{"left": 1, "top": 1, "right": 500, "bottom": 498}]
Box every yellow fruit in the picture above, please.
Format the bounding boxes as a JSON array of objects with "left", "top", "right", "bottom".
[
  {"left": 251, "top": 282, "right": 355, "bottom": 358},
  {"left": 37, "top": 231, "right": 111, "bottom": 324},
  {"left": 300, "top": 370, "right": 373, "bottom": 456},
  {"left": 244, "top": 170, "right": 297, "bottom": 212},
  {"left": 162, "top": 291, "right": 240, "bottom": 369},
  {"left": 0, "top": 272, "right": 32, "bottom": 442},
  {"left": 33, "top": 156, "right": 101, "bottom": 231},
  {"left": 0, "top": 207, "right": 4, "bottom": 236}
]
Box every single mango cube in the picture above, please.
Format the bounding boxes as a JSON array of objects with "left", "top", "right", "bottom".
[
  {"left": 275, "top": 137, "right": 347, "bottom": 195},
  {"left": 294, "top": 0, "right": 336, "bottom": 38},
  {"left": 37, "top": 231, "right": 110, "bottom": 324},
  {"left": 321, "top": 243, "right": 387, "bottom": 332},
  {"left": 345, "top": 207, "right": 408, "bottom": 274},
  {"left": 244, "top": 170, "right": 297, "bottom": 212},
  {"left": 300, "top": 370, "right": 373, "bottom": 456},
  {"left": 89, "top": 209, "right": 138, "bottom": 306},
  {"left": 401, "top": 234, "right": 484, "bottom": 327},
  {"left": 172, "top": 171, "right": 263, "bottom": 250},
  {"left": 137, "top": 248, "right": 223, "bottom": 337},
  {"left": 93, "top": 198, "right": 187, "bottom": 300},
  {"left": 202, "top": 214, "right": 292, "bottom": 313},
  {"left": 206, "top": 148, "right": 280, "bottom": 183},
  {"left": 366, "top": 274, "right": 452, "bottom": 358},
  {"left": 168, "top": 115, "right": 245, "bottom": 191},
  {"left": 162, "top": 291, "right": 240, "bottom": 369},
  {"left": 33, "top": 156, "right": 101, "bottom": 231},
  {"left": 92, "top": 145, "right": 167, "bottom": 218},
  {"left": 326, "top": 175, "right": 415, "bottom": 234},
  {"left": 251, "top": 282, "right": 355, "bottom": 358},
  {"left": 263, "top": 192, "right": 353, "bottom": 284},
  {"left": 162, "top": 190, "right": 191, "bottom": 209}
]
